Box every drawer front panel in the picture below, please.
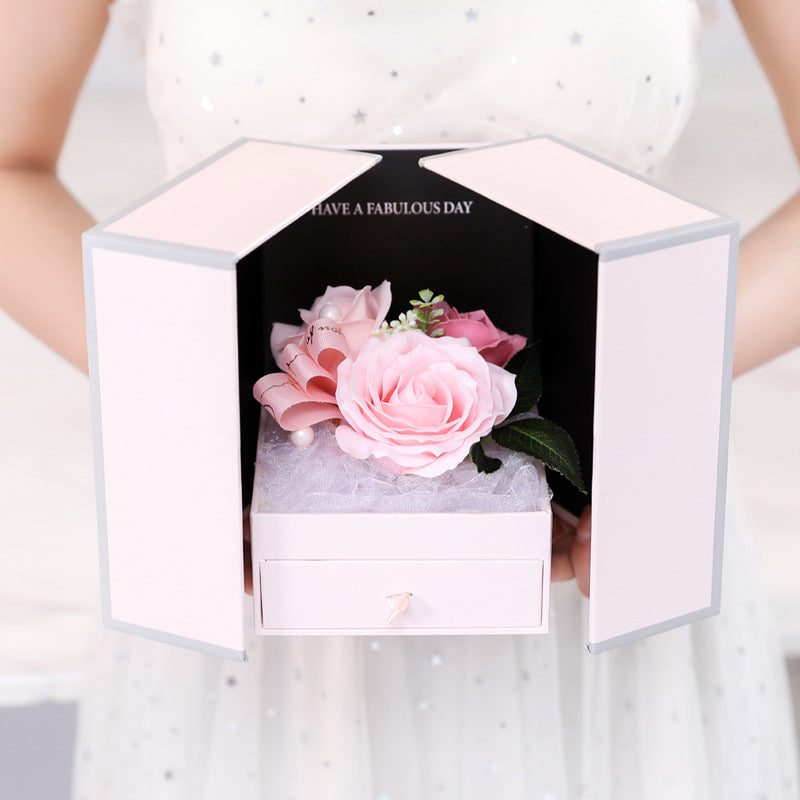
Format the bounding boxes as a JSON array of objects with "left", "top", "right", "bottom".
[{"left": 259, "top": 559, "right": 544, "bottom": 632}]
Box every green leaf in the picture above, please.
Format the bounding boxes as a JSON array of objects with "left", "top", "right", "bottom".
[
  {"left": 505, "top": 342, "right": 542, "bottom": 415},
  {"left": 469, "top": 441, "right": 503, "bottom": 474},
  {"left": 419, "top": 289, "right": 433, "bottom": 303},
  {"left": 493, "top": 417, "right": 586, "bottom": 493}
]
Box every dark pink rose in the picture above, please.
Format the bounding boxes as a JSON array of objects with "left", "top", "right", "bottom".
[{"left": 430, "top": 303, "right": 527, "bottom": 367}]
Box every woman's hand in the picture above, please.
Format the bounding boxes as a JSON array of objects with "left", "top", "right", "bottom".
[
  {"left": 0, "top": 0, "right": 112, "bottom": 372},
  {"left": 551, "top": 504, "right": 591, "bottom": 598},
  {"left": 243, "top": 508, "right": 253, "bottom": 596}
]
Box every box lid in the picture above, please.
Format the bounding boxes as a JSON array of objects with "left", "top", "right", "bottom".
[
  {"left": 420, "top": 136, "right": 720, "bottom": 252},
  {"left": 104, "top": 139, "right": 381, "bottom": 257}
]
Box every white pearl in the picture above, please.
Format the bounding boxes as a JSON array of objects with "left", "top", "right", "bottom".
[
  {"left": 318, "top": 303, "right": 342, "bottom": 321},
  {"left": 290, "top": 426, "right": 315, "bottom": 448}
]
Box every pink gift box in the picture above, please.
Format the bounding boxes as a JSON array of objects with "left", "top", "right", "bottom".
[
  {"left": 82, "top": 137, "right": 737, "bottom": 660},
  {"left": 250, "top": 411, "right": 553, "bottom": 637}
]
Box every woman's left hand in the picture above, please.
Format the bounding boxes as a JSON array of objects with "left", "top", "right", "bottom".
[{"left": 551, "top": 504, "right": 591, "bottom": 598}]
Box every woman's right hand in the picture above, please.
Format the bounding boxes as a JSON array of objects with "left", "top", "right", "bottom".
[{"left": 0, "top": 0, "right": 112, "bottom": 373}]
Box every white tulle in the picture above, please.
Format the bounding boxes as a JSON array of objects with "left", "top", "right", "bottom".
[
  {"left": 256, "top": 416, "right": 551, "bottom": 514},
  {"left": 74, "top": 2, "right": 799, "bottom": 798}
]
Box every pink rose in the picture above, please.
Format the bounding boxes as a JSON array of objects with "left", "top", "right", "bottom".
[
  {"left": 270, "top": 281, "right": 392, "bottom": 362},
  {"left": 334, "top": 330, "right": 517, "bottom": 477},
  {"left": 430, "top": 303, "right": 527, "bottom": 367}
]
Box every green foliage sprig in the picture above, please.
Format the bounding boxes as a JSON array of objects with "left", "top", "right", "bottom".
[
  {"left": 470, "top": 342, "right": 587, "bottom": 494},
  {"left": 374, "top": 288, "right": 447, "bottom": 337},
  {"left": 409, "top": 288, "right": 446, "bottom": 336}
]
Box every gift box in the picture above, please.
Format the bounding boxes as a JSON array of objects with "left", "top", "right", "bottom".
[{"left": 83, "top": 136, "right": 737, "bottom": 660}]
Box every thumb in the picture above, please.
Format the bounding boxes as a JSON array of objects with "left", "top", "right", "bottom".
[{"left": 570, "top": 505, "right": 591, "bottom": 598}]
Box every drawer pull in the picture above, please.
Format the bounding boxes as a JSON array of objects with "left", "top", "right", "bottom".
[{"left": 385, "top": 592, "right": 413, "bottom": 626}]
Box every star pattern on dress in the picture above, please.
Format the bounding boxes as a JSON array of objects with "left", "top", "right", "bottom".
[
  {"left": 353, "top": 109, "right": 367, "bottom": 124},
  {"left": 210, "top": 51, "right": 222, "bottom": 66},
  {"left": 465, "top": 8, "right": 479, "bottom": 22},
  {"left": 569, "top": 30, "right": 583, "bottom": 46}
]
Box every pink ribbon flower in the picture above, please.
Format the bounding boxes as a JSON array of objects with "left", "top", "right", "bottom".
[
  {"left": 270, "top": 282, "right": 392, "bottom": 362},
  {"left": 430, "top": 303, "right": 527, "bottom": 367},
  {"left": 254, "top": 282, "right": 392, "bottom": 431},
  {"left": 334, "top": 330, "right": 517, "bottom": 477}
]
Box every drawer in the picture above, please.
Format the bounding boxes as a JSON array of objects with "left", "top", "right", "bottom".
[{"left": 259, "top": 559, "right": 545, "bottom": 634}]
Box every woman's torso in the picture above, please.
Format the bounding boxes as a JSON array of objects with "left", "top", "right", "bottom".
[{"left": 130, "top": 0, "right": 702, "bottom": 176}]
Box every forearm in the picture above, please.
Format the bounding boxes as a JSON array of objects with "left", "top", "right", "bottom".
[
  {"left": 733, "top": 189, "right": 800, "bottom": 377},
  {"left": 0, "top": 166, "right": 92, "bottom": 373}
]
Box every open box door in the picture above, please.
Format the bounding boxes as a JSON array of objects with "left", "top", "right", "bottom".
[
  {"left": 422, "top": 137, "right": 738, "bottom": 652},
  {"left": 83, "top": 140, "right": 381, "bottom": 659}
]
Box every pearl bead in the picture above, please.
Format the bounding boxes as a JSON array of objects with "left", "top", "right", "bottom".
[
  {"left": 290, "top": 426, "right": 315, "bottom": 448},
  {"left": 318, "top": 303, "right": 342, "bottom": 321}
]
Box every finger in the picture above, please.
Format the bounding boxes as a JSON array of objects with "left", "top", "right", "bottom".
[
  {"left": 243, "top": 540, "right": 253, "bottom": 596},
  {"left": 576, "top": 505, "right": 591, "bottom": 541},
  {"left": 570, "top": 505, "right": 592, "bottom": 598},
  {"left": 243, "top": 505, "right": 252, "bottom": 543},
  {"left": 243, "top": 509, "right": 253, "bottom": 596},
  {"left": 551, "top": 549, "right": 575, "bottom": 582},
  {"left": 551, "top": 513, "right": 573, "bottom": 545}
]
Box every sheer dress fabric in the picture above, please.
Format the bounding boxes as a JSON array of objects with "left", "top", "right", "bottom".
[{"left": 73, "top": 3, "right": 800, "bottom": 798}]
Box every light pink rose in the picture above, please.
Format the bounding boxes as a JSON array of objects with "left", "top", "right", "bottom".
[
  {"left": 334, "top": 330, "right": 517, "bottom": 477},
  {"left": 430, "top": 303, "right": 527, "bottom": 367},
  {"left": 270, "top": 281, "right": 392, "bottom": 362}
]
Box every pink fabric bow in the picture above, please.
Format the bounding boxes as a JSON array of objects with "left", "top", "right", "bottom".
[{"left": 254, "top": 282, "right": 392, "bottom": 431}]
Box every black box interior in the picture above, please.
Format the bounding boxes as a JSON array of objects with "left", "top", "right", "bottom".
[{"left": 236, "top": 148, "right": 597, "bottom": 516}]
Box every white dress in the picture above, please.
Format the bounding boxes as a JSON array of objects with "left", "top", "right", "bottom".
[{"left": 73, "top": 2, "right": 800, "bottom": 798}]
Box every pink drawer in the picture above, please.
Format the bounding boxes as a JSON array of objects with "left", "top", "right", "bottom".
[{"left": 259, "top": 559, "right": 545, "bottom": 634}]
